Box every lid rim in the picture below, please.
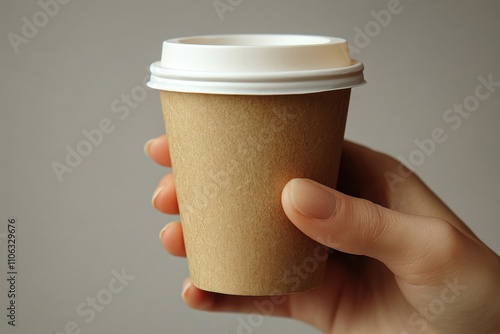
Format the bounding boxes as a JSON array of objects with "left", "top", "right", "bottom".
[
  {"left": 149, "top": 34, "right": 365, "bottom": 94},
  {"left": 147, "top": 71, "right": 365, "bottom": 95},
  {"left": 167, "top": 34, "right": 347, "bottom": 47},
  {"left": 150, "top": 61, "right": 364, "bottom": 81}
]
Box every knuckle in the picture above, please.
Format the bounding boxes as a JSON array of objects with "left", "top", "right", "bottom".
[
  {"left": 431, "top": 218, "right": 465, "bottom": 258},
  {"left": 348, "top": 199, "right": 389, "bottom": 246},
  {"left": 363, "top": 203, "right": 390, "bottom": 244},
  {"left": 410, "top": 218, "right": 468, "bottom": 280}
]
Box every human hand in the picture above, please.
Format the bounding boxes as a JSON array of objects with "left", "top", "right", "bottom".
[{"left": 146, "top": 135, "right": 500, "bottom": 334}]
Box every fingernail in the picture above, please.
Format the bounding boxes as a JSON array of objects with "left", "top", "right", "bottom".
[
  {"left": 144, "top": 139, "right": 154, "bottom": 157},
  {"left": 151, "top": 186, "right": 163, "bottom": 207},
  {"left": 159, "top": 224, "right": 171, "bottom": 240},
  {"left": 289, "top": 179, "right": 337, "bottom": 220},
  {"left": 181, "top": 279, "right": 191, "bottom": 300}
]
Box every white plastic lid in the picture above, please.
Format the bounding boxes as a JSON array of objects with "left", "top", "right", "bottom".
[{"left": 148, "top": 34, "right": 365, "bottom": 95}]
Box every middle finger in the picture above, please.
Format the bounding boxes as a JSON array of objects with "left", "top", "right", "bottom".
[{"left": 152, "top": 172, "right": 179, "bottom": 214}]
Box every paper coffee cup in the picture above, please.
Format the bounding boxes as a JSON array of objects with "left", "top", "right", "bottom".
[{"left": 148, "top": 34, "right": 365, "bottom": 296}]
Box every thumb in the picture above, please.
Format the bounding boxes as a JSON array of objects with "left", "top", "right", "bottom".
[{"left": 281, "top": 178, "right": 470, "bottom": 283}]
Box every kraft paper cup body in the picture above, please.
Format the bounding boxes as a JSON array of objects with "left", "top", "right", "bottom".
[
  {"left": 160, "top": 90, "right": 350, "bottom": 295},
  {"left": 148, "top": 34, "right": 365, "bottom": 296}
]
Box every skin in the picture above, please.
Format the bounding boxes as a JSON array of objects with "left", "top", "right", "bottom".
[{"left": 146, "top": 135, "right": 500, "bottom": 334}]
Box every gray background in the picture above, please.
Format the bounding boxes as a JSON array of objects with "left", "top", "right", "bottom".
[{"left": 1, "top": 1, "right": 499, "bottom": 333}]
